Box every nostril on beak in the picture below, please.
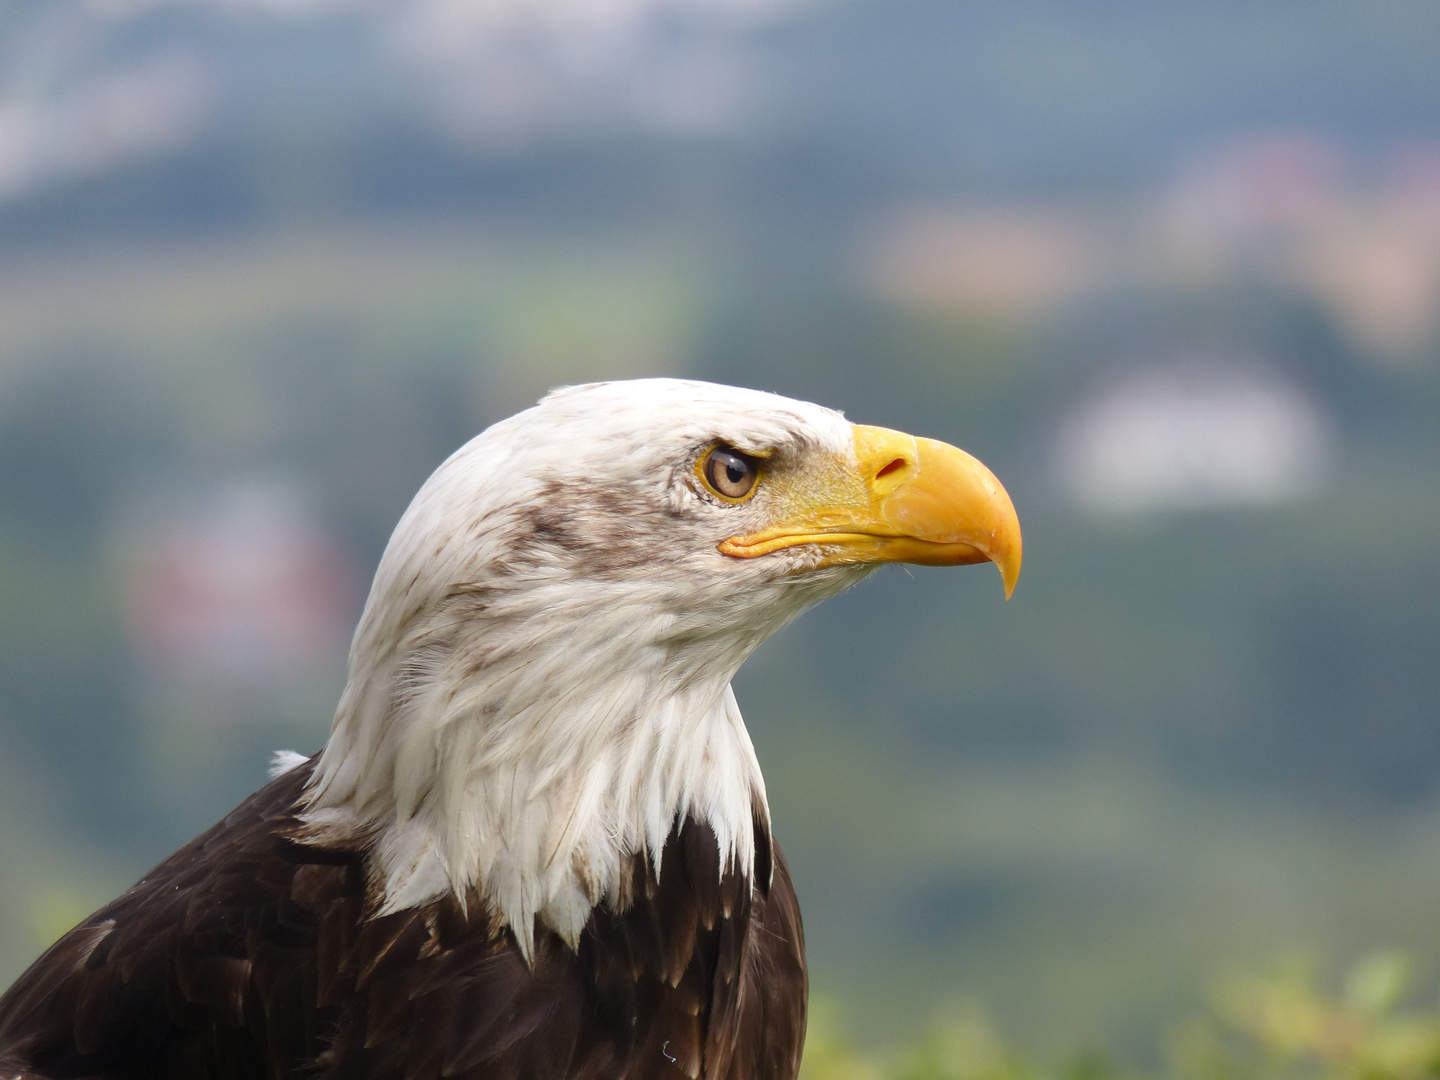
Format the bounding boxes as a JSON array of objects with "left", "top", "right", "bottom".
[{"left": 875, "top": 458, "right": 907, "bottom": 481}]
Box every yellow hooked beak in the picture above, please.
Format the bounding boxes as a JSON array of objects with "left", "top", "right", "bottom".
[{"left": 717, "top": 424, "right": 1022, "bottom": 598}]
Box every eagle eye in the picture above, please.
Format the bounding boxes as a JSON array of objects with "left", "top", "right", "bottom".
[{"left": 701, "top": 446, "right": 760, "bottom": 501}]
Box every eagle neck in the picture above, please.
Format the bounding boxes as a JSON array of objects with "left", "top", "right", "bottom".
[{"left": 303, "top": 614, "right": 770, "bottom": 960}]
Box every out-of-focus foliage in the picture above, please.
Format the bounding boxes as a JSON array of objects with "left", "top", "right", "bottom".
[
  {"left": 1, "top": 229, "right": 1440, "bottom": 1048},
  {"left": 1, "top": 0, "right": 1440, "bottom": 1061},
  {"left": 805, "top": 954, "right": 1440, "bottom": 1080}
]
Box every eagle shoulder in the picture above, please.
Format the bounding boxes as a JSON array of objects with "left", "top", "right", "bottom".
[{"left": 0, "top": 764, "right": 807, "bottom": 1080}]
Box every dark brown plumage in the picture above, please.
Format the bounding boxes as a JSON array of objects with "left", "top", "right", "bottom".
[{"left": 0, "top": 760, "right": 806, "bottom": 1080}]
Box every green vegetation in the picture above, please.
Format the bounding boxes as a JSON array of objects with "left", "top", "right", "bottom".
[
  {"left": 2, "top": 1, "right": 1439, "bottom": 1067},
  {"left": 804, "top": 954, "right": 1440, "bottom": 1080},
  {"left": 0, "top": 226, "right": 1438, "bottom": 1052}
]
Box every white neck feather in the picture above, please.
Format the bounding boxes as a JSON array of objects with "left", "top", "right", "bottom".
[{"left": 304, "top": 640, "right": 765, "bottom": 960}]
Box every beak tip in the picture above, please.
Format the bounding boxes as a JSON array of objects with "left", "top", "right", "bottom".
[
  {"left": 1001, "top": 565, "right": 1019, "bottom": 600},
  {"left": 996, "top": 544, "right": 1022, "bottom": 600}
]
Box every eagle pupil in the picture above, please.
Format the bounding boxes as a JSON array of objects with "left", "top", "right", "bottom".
[{"left": 705, "top": 446, "right": 758, "bottom": 499}]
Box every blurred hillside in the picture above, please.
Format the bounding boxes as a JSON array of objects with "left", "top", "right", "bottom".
[
  {"left": 4, "top": 0, "right": 1440, "bottom": 233},
  {"left": 0, "top": 0, "right": 1438, "bottom": 1062}
]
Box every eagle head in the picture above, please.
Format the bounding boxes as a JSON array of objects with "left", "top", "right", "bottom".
[{"left": 300, "top": 379, "right": 1020, "bottom": 958}]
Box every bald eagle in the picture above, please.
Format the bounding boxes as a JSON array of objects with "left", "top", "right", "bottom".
[{"left": 0, "top": 380, "right": 1020, "bottom": 1080}]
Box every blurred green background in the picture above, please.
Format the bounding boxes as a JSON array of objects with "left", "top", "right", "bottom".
[{"left": 1, "top": 0, "right": 1440, "bottom": 1068}]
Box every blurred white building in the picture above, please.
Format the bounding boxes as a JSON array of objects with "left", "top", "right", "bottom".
[
  {"left": 1054, "top": 360, "right": 1332, "bottom": 516},
  {"left": 0, "top": 51, "right": 210, "bottom": 201}
]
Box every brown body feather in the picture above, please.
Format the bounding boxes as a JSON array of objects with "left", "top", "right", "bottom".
[{"left": 0, "top": 763, "right": 806, "bottom": 1080}]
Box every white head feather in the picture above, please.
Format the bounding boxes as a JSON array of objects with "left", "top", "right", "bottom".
[{"left": 302, "top": 378, "right": 873, "bottom": 959}]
